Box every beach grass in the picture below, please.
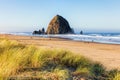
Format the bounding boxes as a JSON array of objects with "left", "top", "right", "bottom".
[
  {"left": 113, "top": 72, "right": 120, "bottom": 80},
  {"left": 0, "top": 38, "right": 119, "bottom": 80}
]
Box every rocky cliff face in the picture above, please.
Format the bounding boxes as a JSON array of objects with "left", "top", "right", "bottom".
[{"left": 46, "top": 15, "right": 73, "bottom": 34}]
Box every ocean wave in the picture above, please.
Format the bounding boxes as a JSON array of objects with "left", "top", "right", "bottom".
[
  {"left": 1, "top": 32, "right": 120, "bottom": 44},
  {"left": 43, "top": 34, "right": 120, "bottom": 44},
  {"left": 0, "top": 32, "right": 32, "bottom": 36}
]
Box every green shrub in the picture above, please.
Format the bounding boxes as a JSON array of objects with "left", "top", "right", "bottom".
[
  {"left": 108, "top": 69, "right": 119, "bottom": 79},
  {"left": 90, "top": 63, "right": 105, "bottom": 76}
]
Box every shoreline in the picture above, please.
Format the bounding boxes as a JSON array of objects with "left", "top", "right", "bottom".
[
  {"left": 2, "top": 33, "right": 120, "bottom": 45},
  {"left": 1, "top": 32, "right": 120, "bottom": 45},
  {"left": 0, "top": 34, "right": 120, "bottom": 70}
]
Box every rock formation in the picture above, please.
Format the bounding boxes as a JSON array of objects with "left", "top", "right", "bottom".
[
  {"left": 33, "top": 28, "right": 45, "bottom": 35},
  {"left": 80, "top": 30, "right": 83, "bottom": 35},
  {"left": 46, "top": 15, "right": 74, "bottom": 34}
]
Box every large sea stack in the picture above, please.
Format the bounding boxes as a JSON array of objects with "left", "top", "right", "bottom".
[{"left": 46, "top": 15, "right": 74, "bottom": 34}]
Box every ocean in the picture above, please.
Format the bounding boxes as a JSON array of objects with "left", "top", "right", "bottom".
[{"left": 1, "top": 32, "right": 120, "bottom": 44}]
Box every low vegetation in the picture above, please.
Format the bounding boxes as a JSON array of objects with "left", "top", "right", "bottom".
[{"left": 0, "top": 38, "right": 119, "bottom": 80}]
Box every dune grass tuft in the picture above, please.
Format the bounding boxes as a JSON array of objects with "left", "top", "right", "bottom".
[
  {"left": 0, "top": 39, "right": 119, "bottom": 79},
  {"left": 113, "top": 72, "right": 120, "bottom": 80}
]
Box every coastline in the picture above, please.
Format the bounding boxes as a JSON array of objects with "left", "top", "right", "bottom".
[{"left": 1, "top": 34, "right": 120, "bottom": 70}]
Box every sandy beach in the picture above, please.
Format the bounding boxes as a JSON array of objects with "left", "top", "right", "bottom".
[{"left": 1, "top": 34, "right": 120, "bottom": 70}]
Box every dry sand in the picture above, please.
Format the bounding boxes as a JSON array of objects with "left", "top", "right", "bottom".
[{"left": 1, "top": 34, "right": 120, "bottom": 70}]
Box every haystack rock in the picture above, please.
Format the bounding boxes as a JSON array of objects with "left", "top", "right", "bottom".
[{"left": 46, "top": 15, "right": 74, "bottom": 34}]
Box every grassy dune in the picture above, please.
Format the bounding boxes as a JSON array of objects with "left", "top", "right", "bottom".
[{"left": 0, "top": 38, "right": 120, "bottom": 80}]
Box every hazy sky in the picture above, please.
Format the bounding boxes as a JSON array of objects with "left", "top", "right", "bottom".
[{"left": 0, "top": 0, "right": 120, "bottom": 33}]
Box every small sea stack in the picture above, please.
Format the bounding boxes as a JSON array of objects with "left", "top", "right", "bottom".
[
  {"left": 33, "top": 28, "right": 45, "bottom": 35},
  {"left": 46, "top": 15, "right": 74, "bottom": 34}
]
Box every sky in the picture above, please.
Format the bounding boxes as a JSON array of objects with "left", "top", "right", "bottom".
[{"left": 0, "top": 0, "right": 120, "bottom": 33}]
